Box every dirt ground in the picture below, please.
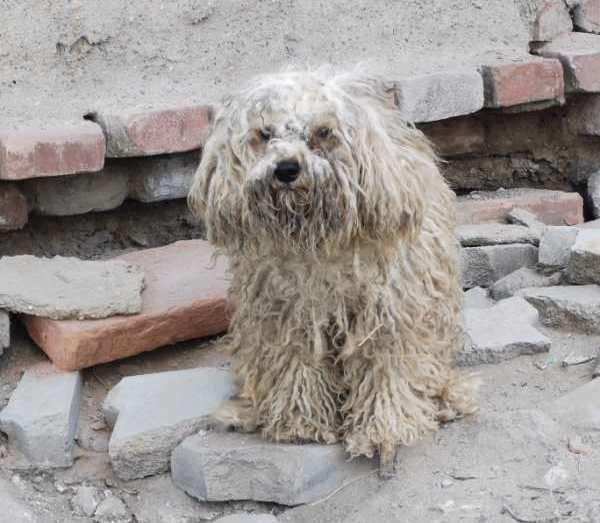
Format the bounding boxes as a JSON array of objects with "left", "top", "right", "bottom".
[{"left": 1, "top": 310, "right": 600, "bottom": 522}]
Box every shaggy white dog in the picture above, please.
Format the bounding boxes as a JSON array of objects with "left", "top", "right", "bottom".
[{"left": 189, "top": 70, "right": 477, "bottom": 477}]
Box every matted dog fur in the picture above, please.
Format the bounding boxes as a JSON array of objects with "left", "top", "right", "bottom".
[{"left": 189, "top": 69, "right": 477, "bottom": 475}]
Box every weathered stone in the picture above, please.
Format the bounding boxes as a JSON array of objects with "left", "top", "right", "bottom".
[
  {"left": 89, "top": 105, "right": 209, "bottom": 157},
  {"left": 506, "top": 207, "right": 547, "bottom": 235},
  {"left": 71, "top": 486, "right": 102, "bottom": 517},
  {"left": 216, "top": 515, "right": 279, "bottom": 523},
  {"left": 533, "top": 0, "right": 574, "bottom": 41},
  {"left": 538, "top": 226, "right": 579, "bottom": 267},
  {"left": 588, "top": 170, "right": 600, "bottom": 217},
  {"left": 0, "top": 477, "right": 36, "bottom": 522},
  {"left": 23, "top": 170, "right": 128, "bottom": 216},
  {"left": 457, "top": 224, "right": 539, "bottom": 247},
  {"left": 171, "top": 431, "right": 374, "bottom": 506},
  {"left": 461, "top": 244, "right": 538, "bottom": 288},
  {"left": 0, "top": 362, "right": 82, "bottom": 467},
  {"left": 574, "top": 0, "right": 600, "bottom": 34},
  {"left": 418, "top": 117, "right": 485, "bottom": 156},
  {"left": 519, "top": 285, "right": 600, "bottom": 333},
  {"left": 94, "top": 495, "right": 132, "bottom": 523},
  {"left": 579, "top": 218, "right": 600, "bottom": 229},
  {"left": 490, "top": 267, "right": 561, "bottom": 300},
  {"left": 25, "top": 240, "right": 229, "bottom": 370},
  {"left": 536, "top": 33, "right": 600, "bottom": 93},
  {"left": 0, "top": 310, "right": 9, "bottom": 353},
  {"left": 457, "top": 189, "right": 584, "bottom": 226},
  {"left": 0, "top": 183, "right": 28, "bottom": 231},
  {"left": 0, "top": 122, "right": 105, "bottom": 180},
  {"left": 126, "top": 475, "right": 221, "bottom": 523},
  {"left": 127, "top": 151, "right": 199, "bottom": 203},
  {"left": 547, "top": 379, "right": 600, "bottom": 431},
  {"left": 459, "top": 297, "right": 550, "bottom": 365},
  {"left": 463, "top": 286, "right": 495, "bottom": 309},
  {"left": 103, "top": 367, "right": 232, "bottom": 480},
  {"left": 0, "top": 255, "right": 144, "bottom": 320},
  {"left": 566, "top": 229, "right": 600, "bottom": 284},
  {"left": 394, "top": 69, "right": 484, "bottom": 123},
  {"left": 480, "top": 58, "right": 564, "bottom": 107}
]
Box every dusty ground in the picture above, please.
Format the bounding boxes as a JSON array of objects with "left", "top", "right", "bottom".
[
  {"left": 1, "top": 0, "right": 537, "bottom": 127},
  {"left": 1, "top": 314, "right": 600, "bottom": 522}
]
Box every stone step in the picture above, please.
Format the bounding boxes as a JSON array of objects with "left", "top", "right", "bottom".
[
  {"left": 456, "top": 188, "right": 584, "bottom": 226},
  {"left": 24, "top": 240, "right": 230, "bottom": 370},
  {"left": 457, "top": 223, "right": 539, "bottom": 247},
  {"left": 103, "top": 367, "right": 232, "bottom": 480},
  {"left": 0, "top": 362, "right": 82, "bottom": 467}
]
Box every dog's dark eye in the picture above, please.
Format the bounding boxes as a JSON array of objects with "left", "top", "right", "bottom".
[
  {"left": 316, "top": 127, "right": 332, "bottom": 140},
  {"left": 259, "top": 128, "right": 272, "bottom": 142}
]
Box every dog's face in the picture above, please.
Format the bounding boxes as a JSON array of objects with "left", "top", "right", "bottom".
[{"left": 189, "top": 71, "right": 436, "bottom": 256}]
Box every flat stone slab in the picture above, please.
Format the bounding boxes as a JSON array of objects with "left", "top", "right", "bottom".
[
  {"left": 103, "top": 367, "right": 232, "bottom": 480},
  {"left": 0, "top": 310, "right": 9, "bottom": 353},
  {"left": 490, "top": 267, "right": 561, "bottom": 300},
  {"left": 172, "top": 431, "right": 374, "bottom": 506},
  {"left": 519, "top": 285, "right": 600, "bottom": 333},
  {"left": 538, "top": 226, "right": 579, "bottom": 268},
  {"left": 0, "top": 362, "right": 82, "bottom": 467},
  {"left": 461, "top": 244, "right": 538, "bottom": 289},
  {"left": 216, "top": 515, "right": 279, "bottom": 523},
  {"left": 547, "top": 379, "right": 600, "bottom": 431},
  {"left": 463, "top": 287, "right": 495, "bottom": 309},
  {"left": 459, "top": 297, "right": 551, "bottom": 365},
  {"left": 0, "top": 255, "right": 144, "bottom": 320},
  {"left": 457, "top": 224, "right": 539, "bottom": 246},
  {"left": 24, "top": 240, "right": 230, "bottom": 370},
  {"left": 566, "top": 229, "right": 600, "bottom": 284},
  {"left": 0, "top": 477, "right": 37, "bottom": 522}
]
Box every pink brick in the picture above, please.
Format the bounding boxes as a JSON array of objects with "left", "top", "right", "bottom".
[
  {"left": 0, "top": 183, "right": 28, "bottom": 231},
  {"left": 457, "top": 189, "right": 584, "bottom": 226},
  {"left": 0, "top": 122, "right": 105, "bottom": 180},
  {"left": 418, "top": 117, "right": 485, "bottom": 156},
  {"left": 24, "top": 240, "right": 230, "bottom": 371},
  {"left": 533, "top": 0, "right": 573, "bottom": 42},
  {"left": 90, "top": 105, "right": 210, "bottom": 157},
  {"left": 537, "top": 33, "right": 600, "bottom": 92},
  {"left": 481, "top": 59, "right": 565, "bottom": 107},
  {"left": 574, "top": 0, "right": 600, "bottom": 34}
]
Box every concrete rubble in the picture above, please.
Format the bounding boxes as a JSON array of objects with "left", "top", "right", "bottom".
[
  {"left": 0, "top": 255, "right": 144, "bottom": 320},
  {"left": 103, "top": 367, "right": 232, "bottom": 480},
  {"left": 0, "top": 362, "right": 81, "bottom": 467},
  {"left": 489, "top": 267, "right": 561, "bottom": 300}
]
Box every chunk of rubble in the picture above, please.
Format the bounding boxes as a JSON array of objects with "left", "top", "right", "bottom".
[
  {"left": 171, "top": 431, "right": 374, "bottom": 506},
  {"left": 546, "top": 379, "right": 600, "bottom": 431},
  {"left": 566, "top": 229, "right": 600, "bottom": 284},
  {"left": 0, "top": 362, "right": 82, "bottom": 467},
  {"left": 489, "top": 267, "right": 561, "bottom": 300},
  {"left": 0, "top": 310, "right": 9, "bottom": 353},
  {"left": 24, "top": 240, "right": 229, "bottom": 370},
  {"left": 463, "top": 287, "right": 495, "bottom": 309},
  {"left": 456, "top": 224, "right": 539, "bottom": 246},
  {"left": 0, "top": 255, "right": 144, "bottom": 320},
  {"left": 103, "top": 367, "right": 232, "bottom": 480},
  {"left": 507, "top": 207, "right": 547, "bottom": 235},
  {"left": 461, "top": 244, "right": 538, "bottom": 288},
  {"left": 538, "top": 226, "right": 579, "bottom": 268},
  {"left": 519, "top": 285, "right": 600, "bottom": 333},
  {"left": 459, "top": 297, "right": 551, "bottom": 365}
]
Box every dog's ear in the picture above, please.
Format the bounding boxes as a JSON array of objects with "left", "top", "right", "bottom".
[
  {"left": 188, "top": 100, "right": 244, "bottom": 248},
  {"left": 332, "top": 74, "right": 437, "bottom": 244}
]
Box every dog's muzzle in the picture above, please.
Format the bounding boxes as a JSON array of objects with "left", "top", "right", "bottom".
[{"left": 273, "top": 160, "right": 301, "bottom": 184}]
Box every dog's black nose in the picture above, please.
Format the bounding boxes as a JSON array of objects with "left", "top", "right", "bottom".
[{"left": 274, "top": 160, "right": 301, "bottom": 184}]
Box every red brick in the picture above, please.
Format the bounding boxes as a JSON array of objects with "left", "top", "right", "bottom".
[
  {"left": 0, "top": 183, "right": 28, "bottom": 231},
  {"left": 481, "top": 58, "right": 565, "bottom": 108},
  {"left": 24, "top": 240, "right": 230, "bottom": 371},
  {"left": 457, "top": 189, "right": 584, "bottom": 226},
  {"left": 533, "top": 0, "right": 573, "bottom": 42},
  {"left": 0, "top": 122, "right": 105, "bottom": 180},
  {"left": 418, "top": 117, "right": 485, "bottom": 156},
  {"left": 574, "top": 0, "right": 600, "bottom": 34},
  {"left": 90, "top": 105, "right": 210, "bottom": 157},
  {"left": 536, "top": 33, "right": 600, "bottom": 92}
]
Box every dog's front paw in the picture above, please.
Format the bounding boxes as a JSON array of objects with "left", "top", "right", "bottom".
[
  {"left": 378, "top": 444, "right": 399, "bottom": 480},
  {"left": 212, "top": 398, "right": 257, "bottom": 433}
]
